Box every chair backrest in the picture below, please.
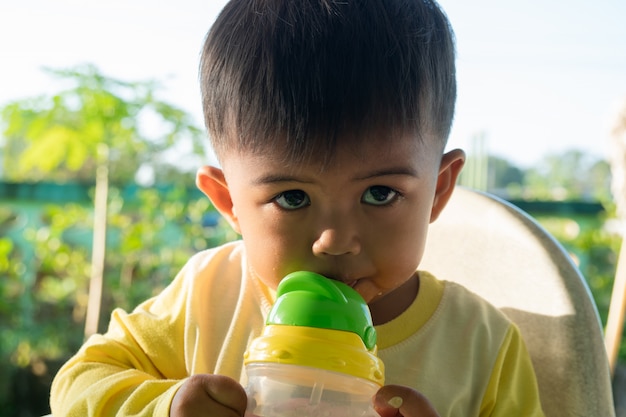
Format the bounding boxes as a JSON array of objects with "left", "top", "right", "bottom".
[{"left": 420, "top": 187, "right": 615, "bottom": 417}]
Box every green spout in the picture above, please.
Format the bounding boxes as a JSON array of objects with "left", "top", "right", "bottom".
[{"left": 267, "top": 271, "right": 377, "bottom": 350}]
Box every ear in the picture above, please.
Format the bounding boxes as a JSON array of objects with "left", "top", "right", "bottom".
[
  {"left": 196, "top": 165, "right": 241, "bottom": 234},
  {"left": 430, "top": 149, "right": 466, "bottom": 223}
]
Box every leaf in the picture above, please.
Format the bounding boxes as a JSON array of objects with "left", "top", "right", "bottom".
[
  {"left": 66, "top": 137, "right": 90, "bottom": 171},
  {"left": 2, "top": 64, "right": 205, "bottom": 183},
  {"left": 20, "top": 126, "right": 80, "bottom": 173}
]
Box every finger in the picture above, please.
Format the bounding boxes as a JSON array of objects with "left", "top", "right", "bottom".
[
  {"left": 201, "top": 374, "right": 248, "bottom": 415},
  {"left": 171, "top": 374, "right": 248, "bottom": 417},
  {"left": 373, "top": 385, "right": 439, "bottom": 417}
]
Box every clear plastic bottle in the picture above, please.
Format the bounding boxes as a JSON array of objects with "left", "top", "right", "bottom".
[{"left": 244, "top": 271, "right": 385, "bottom": 417}]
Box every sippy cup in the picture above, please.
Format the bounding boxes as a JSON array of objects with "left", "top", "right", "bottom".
[{"left": 244, "top": 271, "right": 385, "bottom": 417}]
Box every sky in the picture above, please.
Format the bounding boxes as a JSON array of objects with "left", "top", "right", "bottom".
[{"left": 1, "top": 0, "right": 625, "bottom": 168}]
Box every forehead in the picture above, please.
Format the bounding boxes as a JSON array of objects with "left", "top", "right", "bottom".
[{"left": 220, "top": 130, "right": 441, "bottom": 176}]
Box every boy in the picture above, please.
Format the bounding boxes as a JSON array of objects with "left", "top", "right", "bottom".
[{"left": 51, "top": 0, "right": 545, "bottom": 416}]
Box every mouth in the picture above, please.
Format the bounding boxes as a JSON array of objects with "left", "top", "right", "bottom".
[
  {"left": 344, "top": 280, "right": 358, "bottom": 288},
  {"left": 326, "top": 275, "right": 358, "bottom": 289},
  {"left": 322, "top": 274, "right": 359, "bottom": 288}
]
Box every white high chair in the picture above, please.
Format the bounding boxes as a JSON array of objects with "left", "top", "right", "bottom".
[{"left": 421, "top": 187, "right": 615, "bottom": 417}]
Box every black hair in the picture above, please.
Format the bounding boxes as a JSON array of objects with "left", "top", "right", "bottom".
[{"left": 200, "top": 0, "right": 456, "bottom": 163}]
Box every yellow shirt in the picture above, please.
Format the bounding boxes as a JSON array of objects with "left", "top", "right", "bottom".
[{"left": 51, "top": 241, "right": 544, "bottom": 416}]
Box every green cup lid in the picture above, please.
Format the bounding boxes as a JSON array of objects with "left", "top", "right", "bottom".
[{"left": 267, "top": 271, "right": 377, "bottom": 350}]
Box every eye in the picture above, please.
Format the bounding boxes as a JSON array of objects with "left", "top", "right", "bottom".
[
  {"left": 274, "top": 190, "right": 311, "bottom": 210},
  {"left": 361, "top": 186, "right": 399, "bottom": 206}
]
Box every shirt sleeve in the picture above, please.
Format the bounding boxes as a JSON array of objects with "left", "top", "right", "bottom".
[
  {"left": 480, "top": 324, "right": 546, "bottom": 417},
  {"left": 50, "top": 264, "right": 192, "bottom": 416}
]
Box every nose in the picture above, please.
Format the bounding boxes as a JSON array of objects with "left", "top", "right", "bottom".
[{"left": 312, "top": 219, "right": 361, "bottom": 256}]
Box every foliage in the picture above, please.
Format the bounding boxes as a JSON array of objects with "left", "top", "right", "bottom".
[
  {"left": 487, "top": 155, "right": 525, "bottom": 191},
  {"left": 480, "top": 149, "right": 613, "bottom": 202},
  {"left": 0, "top": 64, "right": 222, "bottom": 415},
  {"left": 100, "top": 185, "right": 237, "bottom": 318},
  {"left": 0, "top": 202, "right": 92, "bottom": 415},
  {"left": 523, "top": 151, "right": 612, "bottom": 201},
  {"left": 0, "top": 185, "right": 234, "bottom": 414},
  {"left": 535, "top": 211, "right": 620, "bottom": 314},
  {"left": 2, "top": 185, "right": 234, "bottom": 361},
  {"left": 1, "top": 64, "right": 205, "bottom": 184}
]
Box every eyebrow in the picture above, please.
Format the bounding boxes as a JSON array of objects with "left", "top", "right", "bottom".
[
  {"left": 353, "top": 167, "right": 419, "bottom": 181},
  {"left": 252, "top": 167, "right": 418, "bottom": 185},
  {"left": 251, "top": 174, "right": 315, "bottom": 185}
]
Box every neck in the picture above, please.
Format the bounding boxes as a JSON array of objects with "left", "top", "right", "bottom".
[{"left": 368, "top": 273, "right": 420, "bottom": 326}]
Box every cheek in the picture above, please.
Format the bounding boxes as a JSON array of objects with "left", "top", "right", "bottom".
[
  {"left": 239, "top": 213, "right": 310, "bottom": 289},
  {"left": 243, "top": 238, "right": 283, "bottom": 290},
  {"left": 374, "top": 207, "right": 430, "bottom": 269}
]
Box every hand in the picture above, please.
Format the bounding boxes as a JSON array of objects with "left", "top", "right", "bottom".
[
  {"left": 373, "top": 385, "right": 440, "bottom": 417},
  {"left": 170, "top": 374, "right": 247, "bottom": 417}
]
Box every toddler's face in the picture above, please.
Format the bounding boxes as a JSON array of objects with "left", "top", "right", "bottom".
[{"left": 205, "top": 132, "right": 458, "bottom": 308}]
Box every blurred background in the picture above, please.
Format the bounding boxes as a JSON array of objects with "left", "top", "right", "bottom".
[{"left": 1, "top": 0, "right": 625, "bottom": 415}]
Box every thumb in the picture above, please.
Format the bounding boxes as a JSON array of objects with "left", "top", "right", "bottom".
[{"left": 201, "top": 374, "right": 248, "bottom": 415}]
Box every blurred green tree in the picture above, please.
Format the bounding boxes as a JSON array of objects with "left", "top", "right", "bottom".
[
  {"left": 486, "top": 155, "right": 525, "bottom": 194},
  {"left": 2, "top": 64, "right": 205, "bottom": 184},
  {"left": 523, "top": 150, "right": 612, "bottom": 201},
  {"left": 0, "top": 186, "right": 234, "bottom": 415},
  {"left": 0, "top": 65, "right": 233, "bottom": 415},
  {"left": 1, "top": 64, "right": 206, "bottom": 338}
]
